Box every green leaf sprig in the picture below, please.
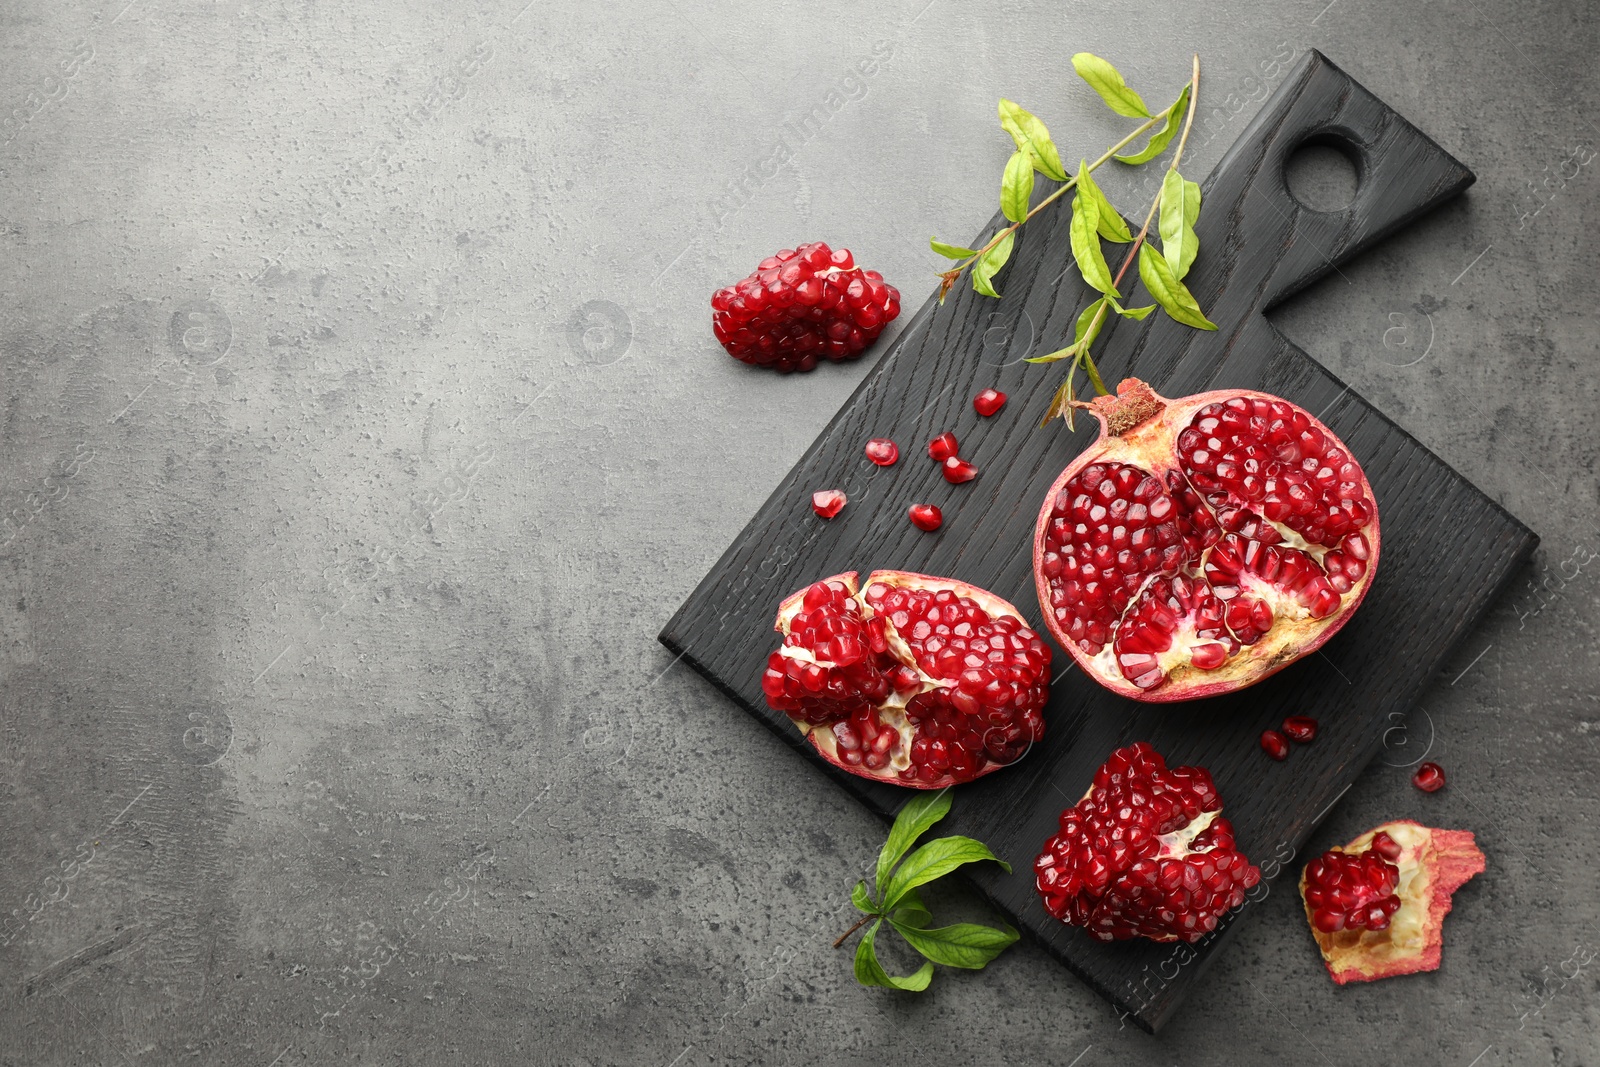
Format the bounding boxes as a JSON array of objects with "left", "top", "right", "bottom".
[
  {"left": 834, "top": 790, "right": 1019, "bottom": 991},
  {"left": 931, "top": 53, "right": 1219, "bottom": 428}
]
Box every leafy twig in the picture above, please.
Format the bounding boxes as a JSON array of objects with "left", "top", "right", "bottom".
[{"left": 835, "top": 790, "right": 1018, "bottom": 991}]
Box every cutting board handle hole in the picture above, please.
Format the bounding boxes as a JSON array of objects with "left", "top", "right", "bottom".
[{"left": 1284, "top": 134, "right": 1362, "bottom": 213}]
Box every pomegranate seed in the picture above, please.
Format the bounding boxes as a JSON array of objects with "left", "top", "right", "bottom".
[
  {"left": 1282, "top": 715, "right": 1318, "bottom": 743},
  {"left": 1301, "top": 835, "right": 1401, "bottom": 936},
  {"left": 1260, "top": 729, "right": 1289, "bottom": 760},
  {"left": 942, "top": 457, "right": 978, "bottom": 484},
  {"left": 1370, "top": 831, "right": 1402, "bottom": 861},
  {"left": 811, "top": 490, "right": 847, "bottom": 519},
  {"left": 908, "top": 504, "right": 943, "bottom": 531},
  {"left": 864, "top": 438, "right": 899, "bottom": 466},
  {"left": 973, "top": 388, "right": 1007, "bottom": 416},
  {"left": 928, "top": 432, "right": 959, "bottom": 461},
  {"left": 1412, "top": 762, "right": 1445, "bottom": 793}
]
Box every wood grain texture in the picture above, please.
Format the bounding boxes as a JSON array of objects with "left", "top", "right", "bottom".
[{"left": 659, "top": 50, "right": 1537, "bottom": 1031}]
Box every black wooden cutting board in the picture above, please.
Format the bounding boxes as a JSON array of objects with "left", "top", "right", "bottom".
[{"left": 660, "top": 50, "right": 1537, "bottom": 1031}]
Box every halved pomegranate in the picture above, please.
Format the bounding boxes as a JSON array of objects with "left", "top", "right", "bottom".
[
  {"left": 761, "top": 571, "right": 1051, "bottom": 788},
  {"left": 1300, "top": 820, "right": 1485, "bottom": 984},
  {"left": 1034, "top": 378, "right": 1380, "bottom": 701},
  {"left": 1034, "top": 742, "right": 1260, "bottom": 942}
]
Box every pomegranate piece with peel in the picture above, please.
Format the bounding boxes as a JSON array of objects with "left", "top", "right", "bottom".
[
  {"left": 812, "top": 489, "right": 847, "bottom": 519},
  {"left": 908, "top": 504, "right": 943, "bottom": 531},
  {"left": 1035, "top": 742, "right": 1261, "bottom": 943},
  {"left": 928, "top": 432, "right": 959, "bottom": 461},
  {"left": 762, "top": 571, "right": 1051, "bottom": 788},
  {"left": 864, "top": 438, "right": 899, "bottom": 466},
  {"left": 712, "top": 242, "right": 900, "bottom": 373},
  {"left": 974, "top": 388, "right": 1008, "bottom": 416},
  {"left": 1300, "top": 820, "right": 1484, "bottom": 984},
  {"left": 1034, "top": 378, "right": 1381, "bottom": 701}
]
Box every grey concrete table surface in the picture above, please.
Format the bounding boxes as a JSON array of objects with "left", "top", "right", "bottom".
[{"left": 0, "top": 0, "right": 1595, "bottom": 1064}]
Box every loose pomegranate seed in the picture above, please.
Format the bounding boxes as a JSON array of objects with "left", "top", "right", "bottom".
[
  {"left": 711, "top": 242, "right": 900, "bottom": 372},
  {"left": 811, "top": 489, "right": 847, "bottom": 519},
  {"left": 864, "top": 438, "right": 899, "bottom": 466},
  {"left": 942, "top": 457, "right": 977, "bottom": 484},
  {"left": 1282, "top": 715, "right": 1318, "bottom": 743},
  {"left": 1412, "top": 762, "right": 1445, "bottom": 792},
  {"left": 908, "top": 504, "right": 943, "bottom": 531},
  {"left": 1035, "top": 742, "right": 1261, "bottom": 943},
  {"left": 928, "top": 432, "right": 959, "bottom": 461},
  {"left": 1260, "top": 729, "right": 1289, "bottom": 760},
  {"left": 973, "top": 388, "right": 1008, "bottom": 416}
]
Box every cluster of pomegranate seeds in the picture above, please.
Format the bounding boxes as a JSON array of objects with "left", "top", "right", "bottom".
[
  {"left": 973, "top": 388, "right": 1008, "bottom": 416},
  {"left": 928, "top": 432, "right": 959, "bottom": 461},
  {"left": 1412, "top": 762, "right": 1446, "bottom": 792},
  {"left": 712, "top": 242, "right": 901, "bottom": 372},
  {"left": 1303, "top": 831, "right": 1404, "bottom": 934},
  {"left": 812, "top": 489, "right": 847, "bottom": 519},
  {"left": 861, "top": 582, "right": 1049, "bottom": 783},
  {"left": 864, "top": 438, "right": 899, "bottom": 466},
  {"left": 1038, "top": 392, "right": 1376, "bottom": 692},
  {"left": 1035, "top": 743, "right": 1261, "bottom": 942},
  {"left": 908, "top": 504, "right": 943, "bottom": 531},
  {"left": 764, "top": 574, "right": 1050, "bottom": 787},
  {"left": 1282, "top": 715, "right": 1318, "bottom": 742},
  {"left": 1260, "top": 729, "right": 1289, "bottom": 760}
]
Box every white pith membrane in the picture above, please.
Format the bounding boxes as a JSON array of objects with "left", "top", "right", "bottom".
[
  {"left": 1037, "top": 386, "right": 1379, "bottom": 699},
  {"left": 771, "top": 571, "right": 1028, "bottom": 779}
]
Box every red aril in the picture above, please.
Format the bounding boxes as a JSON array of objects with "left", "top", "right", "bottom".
[
  {"left": 762, "top": 571, "right": 1051, "bottom": 788},
  {"left": 1260, "top": 729, "right": 1289, "bottom": 760},
  {"left": 908, "top": 504, "right": 943, "bottom": 532},
  {"left": 1300, "top": 820, "right": 1484, "bottom": 984},
  {"left": 812, "top": 490, "right": 847, "bottom": 519},
  {"left": 928, "top": 432, "right": 959, "bottom": 461},
  {"left": 1412, "top": 762, "right": 1446, "bottom": 792},
  {"left": 1034, "top": 378, "right": 1380, "bottom": 701},
  {"left": 974, "top": 388, "right": 1008, "bottom": 416},
  {"left": 864, "top": 438, "right": 899, "bottom": 466},
  {"left": 1035, "top": 742, "right": 1260, "bottom": 942},
  {"left": 942, "top": 457, "right": 978, "bottom": 484},
  {"left": 1282, "top": 715, "right": 1318, "bottom": 743}
]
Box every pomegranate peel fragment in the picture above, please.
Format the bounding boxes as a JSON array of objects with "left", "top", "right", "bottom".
[{"left": 1299, "top": 820, "right": 1485, "bottom": 984}]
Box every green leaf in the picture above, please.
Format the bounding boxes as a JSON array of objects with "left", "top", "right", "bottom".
[
  {"left": 971, "top": 230, "right": 1015, "bottom": 298},
  {"left": 1113, "top": 301, "right": 1157, "bottom": 320},
  {"left": 888, "top": 920, "right": 1021, "bottom": 970},
  {"left": 1076, "top": 158, "right": 1132, "bottom": 242},
  {"left": 854, "top": 919, "right": 934, "bottom": 991},
  {"left": 1072, "top": 53, "right": 1151, "bottom": 118},
  {"left": 1159, "top": 168, "right": 1202, "bottom": 280},
  {"left": 1000, "top": 150, "right": 1034, "bottom": 224},
  {"left": 1138, "top": 243, "right": 1217, "bottom": 330},
  {"left": 891, "top": 888, "right": 932, "bottom": 930},
  {"left": 1070, "top": 188, "right": 1118, "bottom": 297},
  {"left": 931, "top": 238, "right": 980, "bottom": 259},
  {"left": 882, "top": 837, "right": 1011, "bottom": 911},
  {"left": 1116, "top": 84, "right": 1189, "bottom": 165},
  {"left": 997, "top": 99, "right": 1068, "bottom": 182},
  {"left": 875, "top": 791, "right": 951, "bottom": 896},
  {"left": 1027, "top": 297, "right": 1107, "bottom": 365},
  {"left": 851, "top": 880, "right": 878, "bottom": 915}
]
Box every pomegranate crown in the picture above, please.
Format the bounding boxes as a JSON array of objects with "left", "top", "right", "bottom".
[{"left": 1077, "top": 377, "right": 1166, "bottom": 436}]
